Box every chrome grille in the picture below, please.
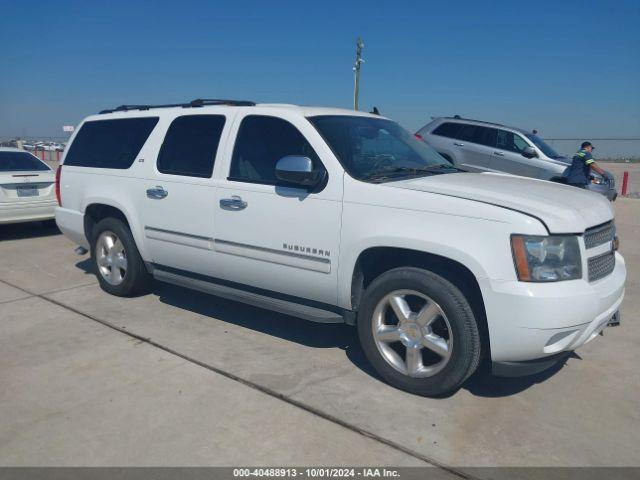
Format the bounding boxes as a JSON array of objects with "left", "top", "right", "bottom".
[
  {"left": 588, "top": 252, "right": 615, "bottom": 282},
  {"left": 584, "top": 222, "right": 615, "bottom": 249}
]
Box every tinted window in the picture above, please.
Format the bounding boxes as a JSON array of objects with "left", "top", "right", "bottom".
[
  {"left": 230, "top": 116, "right": 321, "bottom": 184},
  {"left": 496, "top": 130, "right": 529, "bottom": 153},
  {"left": 65, "top": 117, "right": 158, "bottom": 169},
  {"left": 474, "top": 126, "right": 498, "bottom": 147},
  {"left": 0, "top": 151, "right": 50, "bottom": 172},
  {"left": 458, "top": 125, "right": 497, "bottom": 146},
  {"left": 432, "top": 122, "right": 462, "bottom": 139},
  {"left": 157, "top": 115, "right": 225, "bottom": 178}
]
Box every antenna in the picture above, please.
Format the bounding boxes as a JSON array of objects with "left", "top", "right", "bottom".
[{"left": 353, "top": 37, "right": 364, "bottom": 111}]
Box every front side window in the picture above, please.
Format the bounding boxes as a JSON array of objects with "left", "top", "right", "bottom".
[
  {"left": 0, "top": 151, "right": 50, "bottom": 172},
  {"left": 496, "top": 130, "right": 534, "bottom": 154},
  {"left": 310, "top": 115, "right": 454, "bottom": 182},
  {"left": 157, "top": 115, "right": 226, "bottom": 178},
  {"left": 513, "top": 134, "right": 530, "bottom": 152},
  {"left": 65, "top": 117, "right": 158, "bottom": 169},
  {"left": 525, "top": 133, "right": 563, "bottom": 160},
  {"left": 229, "top": 116, "right": 321, "bottom": 184}
]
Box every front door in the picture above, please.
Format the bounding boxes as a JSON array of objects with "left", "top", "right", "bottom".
[
  {"left": 213, "top": 113, "right": 342, "bottom": 306},
  {"left": 489, "top": 130, "right": 541, "bottom": 178}
]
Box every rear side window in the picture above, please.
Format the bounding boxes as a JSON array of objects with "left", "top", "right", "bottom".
[
  {"left": 229, "top": 115, "right": 321, "bottom": 184},
  {"left": 0, "top": 151, "right": 50, "bottom": 171},
  {"left": 65, "top": 117, "right": 158, "bottom": 169},
  {"left": 458, "top": 125, "right": 497, "bottom": 147},
  {"left": 432, "top": 122, "right": 462, "bottom": 139},
  {"left": 157, "top": 115, "right": 226, "bottom": 178}
]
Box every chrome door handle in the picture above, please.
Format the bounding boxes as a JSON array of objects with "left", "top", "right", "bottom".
[
  {"left": 454, "top": 142, "right": 464, "bottom": 146},
  {"left": 493, "top": 151, "right": 505, "bottom": 156},
  {"left": 220, "top": 195, "right": 247, "bottom": 210},
  {"left": 146, "top": 186, "right": 168, "bottom": 199}
]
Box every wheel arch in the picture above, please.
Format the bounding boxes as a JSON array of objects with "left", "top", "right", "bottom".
[
  {"left": 349, "top": 246, "right": 490, "bottom": 358},
  {"left": 83, "top": 199, "right": 148, "bottom": 260}
]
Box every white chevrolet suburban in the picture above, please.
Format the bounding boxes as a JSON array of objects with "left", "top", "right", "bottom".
[{"left": 55, "top": 99, "right": 626, "bottom": 396}]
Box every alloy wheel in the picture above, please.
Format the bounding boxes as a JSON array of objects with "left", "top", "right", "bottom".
[
  {"left": 96, "top": 230, "right": 127, "bottom": 286},
  {"left": 371, "top": 289, "right": 453, "bottom": 377}
]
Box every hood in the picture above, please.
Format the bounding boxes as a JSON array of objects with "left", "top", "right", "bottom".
[{"left": 388, "top": 172, "right": 613, "bottom": 233}]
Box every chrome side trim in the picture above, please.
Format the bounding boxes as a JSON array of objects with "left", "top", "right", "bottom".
[
  {"left": 214, "top": 239, "right": 331, "bottom": 274},
  {"left": 153, "top": 268, "right": 344, "bottom": 323},
  {"left": 144, "top": 226, "right": 213, "bottom": 250}
]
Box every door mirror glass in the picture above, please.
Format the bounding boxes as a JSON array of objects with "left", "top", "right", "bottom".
[
  {"left": 275, "top": 156, "right": 324, "bottom": 188},
  {"left": 522, "top": 146, "right": 537, "bottom": 158}
]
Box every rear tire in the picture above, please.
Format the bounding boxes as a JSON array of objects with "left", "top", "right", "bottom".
[
  {"left": 91, "top": 217, "right": 151, "bottom": 296},
  {"left": 357, "top": 267, "right": 481, "bottom": 397}
]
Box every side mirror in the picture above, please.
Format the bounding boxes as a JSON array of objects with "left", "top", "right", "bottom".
[
  {"left": 522, "top": 146, "right": 538, "bottom": 158},
  {"left": 275, "top": 156, "right": 325, "bottom": 188}
]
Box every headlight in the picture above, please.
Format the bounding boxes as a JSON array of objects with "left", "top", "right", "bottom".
[{"left": 511, "top": 235, "right": 582, "bottom": 282}]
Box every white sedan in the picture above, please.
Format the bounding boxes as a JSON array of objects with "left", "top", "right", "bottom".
[{"left": 0, "top": 148, "right": 57, "bottom": 225}]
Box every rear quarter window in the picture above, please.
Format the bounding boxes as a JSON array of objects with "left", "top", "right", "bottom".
[{"left": 64, "top": 117, "right": 159, "bottom": 169}]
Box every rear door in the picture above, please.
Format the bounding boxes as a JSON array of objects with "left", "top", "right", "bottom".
[
  {"left": 489, "top": 129, "right": 540, "bottom": 177},
  {"left": 453, "top": 124, "right": 497, "bottom": 172},
  {"left": 139, "top": 113, "right": 230, "bottom": 276},
  {"left": 0, "top": 151, "right": 55, "bottom": 204}
]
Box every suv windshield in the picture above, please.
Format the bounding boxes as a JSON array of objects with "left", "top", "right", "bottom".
[
  {"left": 309, "top": 116, "right": 456, "bottom": 182},
  {"left": 0, "top": 151, "right": 51, "bottom": 171},
  {"left": 524, "top": 134, "right": 564, "bottom": 161}
]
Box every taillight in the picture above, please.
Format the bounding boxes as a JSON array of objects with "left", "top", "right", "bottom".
[
  {"left": 55, "top": 166, "right": 62, "bottom": 206},
  {"left": 415, "top": 133, "right": 423, "bottom": 140}
]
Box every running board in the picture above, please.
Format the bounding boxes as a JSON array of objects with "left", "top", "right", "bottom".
[{"left": 153, "top": 268, "right": 345, "bottom": 324}]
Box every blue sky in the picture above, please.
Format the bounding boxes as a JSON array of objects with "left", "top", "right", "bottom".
[{"left": 1, "top": 0, "right": 638, "bottom": 139}]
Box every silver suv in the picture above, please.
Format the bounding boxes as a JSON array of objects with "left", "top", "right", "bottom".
[{"left": 417, "top": 116, "right": 617, "bottom": 200}]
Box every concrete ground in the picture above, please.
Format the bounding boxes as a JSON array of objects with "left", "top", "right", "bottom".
[
  {"left": 0, "top": 200, "right": 638, "bottom": 470},
  {"left": 602, "top": 163, "right": 640, "bottom": 196}
]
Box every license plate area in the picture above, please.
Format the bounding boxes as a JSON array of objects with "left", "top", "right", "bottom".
[{"left": 17, "top": 185, "right": 39, "bottom": 197}]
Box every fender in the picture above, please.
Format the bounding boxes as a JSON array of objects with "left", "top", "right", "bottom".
[
  {"left": 82, "top": 192, "right": 149, "bottom": 260},
  {"left": 337, "top": 236, "right": 492, "bottom": 310}
]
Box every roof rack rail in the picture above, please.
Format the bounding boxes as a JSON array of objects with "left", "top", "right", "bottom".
[
  {"left": 447, "top": 115, "right": 503, "bottom": 127},
  {"left": 190, "top": 98, "right": 255, "bottom": 107},
  {"left": 99, "top": 98, "right": 256, "bottom": 114}
]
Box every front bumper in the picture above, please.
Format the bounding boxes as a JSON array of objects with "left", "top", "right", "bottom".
[
  {"left": 0, "top": 200, "right": 56, "bottom": 225},
  {"left": 481, "top": 252, "right": 626, "bottom": 365},
  {"left": 587, "top": 181, "right": 617, "bottom": 201}
]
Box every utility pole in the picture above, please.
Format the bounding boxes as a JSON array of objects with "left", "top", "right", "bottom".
[{"left": 353, "top": 37, "right": 364, "bottom": 110}]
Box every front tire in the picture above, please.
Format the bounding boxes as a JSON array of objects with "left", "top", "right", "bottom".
[
  {"left": 357, "top": 267, "right": 481, "bottom": 396},
  {"left": 91, "top": 217, "right": 151, "bottom": 296}
]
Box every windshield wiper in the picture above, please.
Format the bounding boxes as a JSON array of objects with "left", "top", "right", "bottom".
[
  {"left": 364, "top": 167, "right": 435, "bottom": 182},
  {"left": 364, "top": 164, "right": 465, "bottom": 181},
  {"left": 420, "top": 164, "right": 467, "bottom": 172}
]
